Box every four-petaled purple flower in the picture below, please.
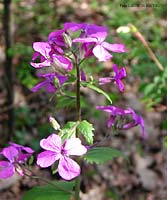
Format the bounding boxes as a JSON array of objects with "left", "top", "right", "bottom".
[
  {"left": 31, "top": 72, "right": 68, "bottom": 93},
  {"left": 96, "top": 105, "right": 146, "bottom": 138},
  {"left": 99, "top": 64, "right": 126, "bottom": 92},
  {"left": 72, "top": 24, "right": 126, "bottom": 62},
  {"left": 37, "top": 134, "right": 87, "bottom": 180},
  {"left": 0, "top": 144, "right": 34, "bottom": 179}
]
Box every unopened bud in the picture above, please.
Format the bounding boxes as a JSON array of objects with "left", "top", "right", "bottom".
[
  {"left": 63, "top": 33, "right": 72, "bottom": 48},
  {"left": 49, "top": 116, "right": 60, "bottom": 130},
  {"left": 116, "top": 26, "right": 130, "bottom": 34}
]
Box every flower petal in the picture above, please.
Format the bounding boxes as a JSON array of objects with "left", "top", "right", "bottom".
[
  {"left": 2, "top": 146, "right": 18, "bottom": 162},
  {"left": 107, "top": 116, "right": 116, "bottom": 128},
  {"left": 58, "top": 156, "right": 80, "bottom": 180},
  {"left": 115, "top": 79, "right": 124, "bottom": 92},
  {"left": 9, "top": 142, "right": 34, "bottom": 154},
  {"left": 64, "top": 22, "right": 86, "bottom": 32},
  {"left": 37, "top": 150, "right": 60, "bottom": 168},
  {"left": 33, "top": 42, "right": 52, "bottom": 58},
  {"left": 30, "top": 60, "right": 51, "bottom": 68},
  {"left": 99, "top": 77, "right": 113, "bottom": 85},
  {"left": 64, "top": 138, "right": 87, "bottom": 156},
  {"left": 0, "top": 161, "right": 15, "bottom": 179},
  {"left": 102, "top": 42, "right": 126, "bottom": 53},
  {"left": 46, "top": 83, "right": 57, "bottom": 93},
  {"left": 93, "top": 44, "right": 112, "bottom": 62},
  {"left": 73, "top": 37, "right": 97, "bottom": 43},
  {"left": 40, "top": 134, "right": 62, "bottom": 152},
  {"left": 53, "top": 55, "right": 72, "bottom": 71},
  {"left": 31, "top": 81, "right": 48, "bottom": 92}
]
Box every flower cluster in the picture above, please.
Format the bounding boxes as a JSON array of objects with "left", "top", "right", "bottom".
[
  {"left": 30, "top": 22, "right": 126, "bottom": 93},
  {"left": 0, "top": 22, "right": 146, "bottom": 182}
]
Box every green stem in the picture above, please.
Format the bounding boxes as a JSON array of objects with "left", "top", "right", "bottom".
[
  {"left": 24, "top": 168, "right": 73, "bottom": 195},
  {"left": 74, "top": 53, "right": 81, "bottom": 200}
]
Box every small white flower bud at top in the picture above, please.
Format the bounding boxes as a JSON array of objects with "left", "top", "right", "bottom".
[{"left": 49, "top": 116, "right": 60, "bottom": 130}]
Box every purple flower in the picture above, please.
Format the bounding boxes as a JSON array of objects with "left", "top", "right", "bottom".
[
  {"left": 99, "top": 64, "right": 126, "bottom": 92},
  {"left": 37, "top": 134, "right": 87, "bottom": 180},
  {"left": 31, "top": 73, "right": 68, "bottom": 93},
  {"left": 96, "top": 105, "right": 146, "bottom": 138},
  {"left": 30, "top": 42, "right": 72, "bottom": 71},
  {"left": 123, "top": 108, "right": 146, "bottom": 139},
  {"left": 0, "top": 145, "right": 34, "bottom": 179},
  {"left": 73, "top": 26, "right": 126, "bottom": 62}
]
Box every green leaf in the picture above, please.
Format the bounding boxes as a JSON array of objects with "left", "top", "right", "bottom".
[
  {"left": 59, "top": 121, "right": 78, "bottom": 140},
  {"left": 22, "top": 181, "right": 74, "bottom": 200},
  {"left": 84, "top": 147, "right": 124, "bottom": 164},
  {"left": 144, "top": 83, "right": 155, "bottom": 95},
  {"left": 77, "top": 120, "right": 94, "bottom": 145},
  {"left": 83, "top": 83, "right": 112, "bottom": 104}
]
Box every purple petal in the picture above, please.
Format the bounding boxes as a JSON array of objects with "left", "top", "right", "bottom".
[
  {"left": 64, "top": 22, "right": 86, "bottom": 32},
  {"left": 37, "top": 150, "right": 61, "bottom": 168},
  {"left": 102, "top": 42, "right": 126, "bottom": 53},
  {"left": 0, "top": 161, "right": 15, "bottom": 179},
  {"left": 17, "top": 153, "right": 32, "bottom": 162},
  {"left": 2, "top": 146, "right": 18, "bottom": 162},
  {"left": 124, "top": 108, "right": 146, "bottom": 139},
  {"left": 63, "top": 138, "right": 87, "bottom": 156},
  {"left": 40, "top": 134, "right": 62, "bottom": 152},
  {"left": 130, "top": 109, "right": 146, "bottom": 139},
  {"left": 46, "top": 83, "right": 57, "bottom": 93},
  {"left": 96, "top": 105, "right": 126, "bottom": 115},
  {"left": 56, "top": 74, "right": 68, "bottom": 85},
  {"left": 31, "top": 81, "right": 48, "bottom": 92},
  {"left": 58, "top": 156, "right": 80, "bottom": 180},
  {"left": 32, "top": 52, "right": 40, "bottom": 61},
  {"left": 115, "top": 79, "right": 124, "bottom": 92},
  {"left": 9, "top": 142, "right": 34, "bottom": 153},
  {"left": 99, "top": 77, "right": 113, "bottom": 85},
  {"left": 33, "top": 42, "right": 52, "bottom": 58},
  {"left": 107, "top": 116, "right": 116, "bottom": 128},
  {"left": 118, "top": 67, "right": 126, "bottom": 78},
  {"left": 86, "top": 24, "right": 108, "bottom": 39},
  {"left": 93, "top": 44, "right": 113, "bottom": 62},
  {"left": 112, "top": 64, "right": 119, "bottom": 74},
  {"left": 48, "top": 30, "right": 65, "bottom": 47},
  {"left": 30, "top": 60, "right": 51, "bottom": 68},
  {"left": 82, "top": 43, "right": 94, "bottom": 58},
  {"left": 73, "top": 37, "right": 97, "bottom": 43},
  {"left": 53, "top": 55, "right": 72, "bottom": 71}
]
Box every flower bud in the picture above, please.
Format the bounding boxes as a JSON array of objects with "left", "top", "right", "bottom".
[
  {"left": 49, "top": 116, "right": 60, "bottom": 130},
  {"left": 63, "top": 33, "right": 72, "bottom": 48}
]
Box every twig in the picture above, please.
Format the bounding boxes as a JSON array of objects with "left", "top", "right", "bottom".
[{"left": 129, "top": 24, "right": 164, "bottom": 71}]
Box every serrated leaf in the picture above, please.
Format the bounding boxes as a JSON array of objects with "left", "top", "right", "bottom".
[
  {"left": 84, "top": 83, "right": 112, "bottom": 104},
  {"left": 22, "top": 181, "right": 74, "bottom": 200},
  {"left": 77, "top": 120, "right": 94, "bottom": 145},
  {"left": 84, "top": 147, "right": 124, "bottom": 164}
]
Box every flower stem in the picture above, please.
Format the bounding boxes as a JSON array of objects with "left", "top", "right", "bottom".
[
  {"left": 75, "top": 57, "right": 81, "bottom": 123},
  {"left": 74, "top": 53, "right": 81, "bottom": 200},
  {"left": 24, "top": 168, "right": 74, "bottom": 195}
]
